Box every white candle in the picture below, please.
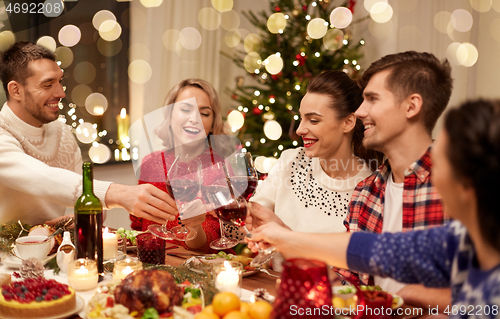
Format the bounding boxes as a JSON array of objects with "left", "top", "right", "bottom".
[
  {"left": 68, "top": 264, "right": 98, "bottom": 291},
  {"left": 103, "top": 227, "right": 118, "bottom": 260},
  {"left": 113, "top": 258, "right": 143, "bottom": 281},
  {"left": 215, "top": 261, "right": 241, "bottom": 296}
]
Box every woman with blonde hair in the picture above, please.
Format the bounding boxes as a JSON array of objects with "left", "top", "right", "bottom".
[{"left": 131, "top": 78, "right": 238, "bottom": 252}]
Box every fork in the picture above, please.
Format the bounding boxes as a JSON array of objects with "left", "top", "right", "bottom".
[{"left": 259, "top": 268, "right": 280, "bottom": 278}]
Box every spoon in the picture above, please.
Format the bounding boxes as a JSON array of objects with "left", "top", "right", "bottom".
[{"left": 42, "top": 228, "right": 64, "bottom": 243}]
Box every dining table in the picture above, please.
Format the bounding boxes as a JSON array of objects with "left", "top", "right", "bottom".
[{"left": 0, "top": 244, "right": 436, "bottom": 319}]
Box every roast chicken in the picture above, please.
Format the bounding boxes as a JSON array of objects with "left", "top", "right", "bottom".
[{"left": 114, "top": 269, "right": 183, "bottom": 315}]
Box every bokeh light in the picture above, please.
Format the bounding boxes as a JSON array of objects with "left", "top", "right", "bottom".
[
  {"left": 490, "top": 19, "right": 500, "bottom": 42},
  {"left": 220, "top": 10, "right": 240, "bottom": 31},
  {"left": 244, "top": 52, "right": 261, "bottom": 73},
  {"left": 368, "top": 20, "right": 394, "bottom": 38},
  {"left": 307, "top": 18, "right": 328, "bottom": 39},
  {"left": 54, "top": 47, "right": 74, "bottom": 68},
  {"left": 128, "top": 60, "right": 152, "bottom": 84},
  {"left": 329, "top": 7, "right": 353, "bottom": 29},
  {"left": 129, "top": 43, "right": 151, "bottom": 61},
  {"left": 254, "top": 156, "right": 266, "bottom": 173},
  {"left": 370, "top": 2, "right": 393, "bottom": 23},
  {"left": 470, "top": 0, "right": 492, "bottom": 12},
  {"left": 97, "top": 38, "right": 122, "bottom": 57},
  {"left": 179, "top": 27, "right": 202, "bottom": 50},
  {"left": 73, "top": 62, "right": 96, "bottom": 84},
  {"left": 451, "top": 9, "right": 473, "bottom": 32},
  {"left": 37, "top": 36, "right": 57, "bottom": 52},
  {"left": 434, "top": 11, "right": 452, "bottom": 34},
  {"left": 267, "top": 13, "right": 287, "bottom": 34},
  {"left": 458, "top": 43, "right": 479, "bottom": 67},
  {"left": 225, "top": 30, "right": 241, "bottom": 48},
  {"left": 99, "top": 20, "right": 122, "bottom": 41},
  {"left": 140, "top": 0, "right": 163, "bottom": 7},
  {"left": 163, "top": 29, "right": 180, "bottom": 52},
  {"left": 76, "top": 123, "right": 98, "bottom": 144},
  {"left": 264, "top": 54, "right": 284, "bottom": 75},
  {"left": 323, "top": 29, "right": 344, "bottom": 50},
  {"left": 198, "top": 7, "right": 220, "bottom": 31},
  {"left": 85, "top": 93, "right": 108, "bottom": 116},
  {"left": 0, "top": 31, "right": 15, "bottom": 51},
  {"left": 92, "top": 10, "right": 116, "bottom": 30},
  {"left": 262, "top": 157, "right": 278, "bottom": 173},
  {"left": 227, "top": 110, "right": 245, "bottom": 130},
  {"left": 89, "top": 143, "right": 111, "bottom": 164},
  {"left": 212, "top": 0, "right": 233, "bottom": 12},
  {"left": 58, "top": 25, "right": 81, "bottom": 47},
  {"left": 263, "top": 120, "right": 282, "bottom": 140},
  {"left": 71, "top": 84, "right": 92, "bottom": 106},
  {"left": 364, "top": 0, "right": 387, "bottom": 12},
  {"left": 244, "top": 33, "right": 262, "bottom": 53}
]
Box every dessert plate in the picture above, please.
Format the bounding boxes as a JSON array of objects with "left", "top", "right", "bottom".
[
  {"left": 1, "top": 295, "right": 84, "bottom": 319},
  {"left": 3, "top": 252, "right": 56, "bottom": 269}
]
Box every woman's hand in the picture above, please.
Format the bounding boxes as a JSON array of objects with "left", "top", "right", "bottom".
[
  {"left": 246, "top": 222, "right": 293, "bottom": 253},
  {"left": 246, "top": 202, "right": 287, "bottom": 231}
]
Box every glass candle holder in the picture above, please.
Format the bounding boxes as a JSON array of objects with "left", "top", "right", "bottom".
[
  {"left": 273, "top": 258, "right": 333, "bottom": 319},
  {"left": 213, "top": 261, "right": 243, "bottom": 297},
  {"left": 103, "top": 227, "right": 118, "bottom": 260},
  {"left": 113, "top": 258, "right": 143, "bottom": 281},
  {"left": 136, "top": 233, "right": 165, "bottom": 265},
  {"left": 67, "top": 258, "right": 99, "bottom": 291}
]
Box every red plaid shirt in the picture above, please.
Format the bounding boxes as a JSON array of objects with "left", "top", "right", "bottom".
[{"left": 339, "top": 147, "right": 449, "bottom": 283}]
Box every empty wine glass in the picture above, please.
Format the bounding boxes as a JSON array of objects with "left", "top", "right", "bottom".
[{"left": 148, "top": 157, "right": 201, "bottom": 241}]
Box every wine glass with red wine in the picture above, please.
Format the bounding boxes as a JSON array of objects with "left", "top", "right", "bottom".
[
  {"left": 208, "top": 190, "right": 276, "bottom": 267},
  {"left": 229, "top": 151, "right": 258, "bottom": 201},
  {"left": 148, "top": 158, "right": 202, "bottom": 241}
]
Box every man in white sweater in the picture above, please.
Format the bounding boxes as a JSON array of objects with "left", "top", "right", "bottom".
[{"left": 0, "top": 41, "right": 177, "bottom": 226}]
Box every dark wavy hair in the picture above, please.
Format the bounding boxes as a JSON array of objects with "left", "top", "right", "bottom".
[
  {"left": 359, "top": 51, "right": 453, "bottom": 135},
  {"left": 444, "top": 99, "right": 500, "bottom": 251},
  {"left": 0, "top": 41, "right": 56, "bottom": 99},
  {"left": 307, "top": 70, "right": 383, "bottom": 170}
]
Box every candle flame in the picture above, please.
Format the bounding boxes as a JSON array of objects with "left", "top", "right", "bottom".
[
  {"left": 120, "top": 108, "right": 127, "bottom": 119},
  {"left": 104, "top": 227, "right": 109, "bottom": 234},
  {"left": 224, "top": 261, "right": 231, "bottom": 268}
]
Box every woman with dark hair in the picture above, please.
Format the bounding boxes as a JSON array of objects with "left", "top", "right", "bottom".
[
  {"left": 251, "top": 70, "right": 382, "bottom": 270},
  {"left": 248, "top": 99, "right": 500, "bottom": 317},
  {"left": 131, "top": 79, "right": 238, "bottom": 252}
]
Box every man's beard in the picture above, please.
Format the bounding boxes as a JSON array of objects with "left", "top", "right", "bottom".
[{"left": 24, "top": 90, "right": 59, "bottom": 124}]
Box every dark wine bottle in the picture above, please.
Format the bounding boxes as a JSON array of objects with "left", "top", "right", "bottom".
[{"left": 74, "top": 162, "right": 104, "bottom": 275}]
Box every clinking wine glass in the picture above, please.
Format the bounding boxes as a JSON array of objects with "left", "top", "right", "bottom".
[
  {"left": 148, "top": 157, "right": 201, "bottom": 241},
  {"left": 209, "top": 192, "right": 276, "bottom": 268},
  {"left": 230, "top": 152, "right": 258, "bottom": 201}
]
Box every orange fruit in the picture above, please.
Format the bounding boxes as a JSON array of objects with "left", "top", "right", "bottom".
[
  {"left": 240, "top": 302, "right": 251, "bottom": 315},
  {"left": 212, "top": 292, "right": 241, "bottom": 317},
  {"left": 203, "top": 305, "right": 216, "bottom": 314},
  {"left": 223, "top": 310, "right": 250, "bottom": 319},
  {"left": 248, "top": 300, "right": 273, "bottom": 319},
  {"left": 195, "top": 313, "right": 220, "bottom": 319}
]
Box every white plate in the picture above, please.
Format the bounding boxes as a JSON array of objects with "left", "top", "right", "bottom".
[
  {"left": 332, "top": 286, "right": 404, "bottom": 309},
  {"left": 0, "top": 295, "right": 84, "bottom": 319},
  {"left": 3, "top": 253, "right": 56, "bottom": 269}
]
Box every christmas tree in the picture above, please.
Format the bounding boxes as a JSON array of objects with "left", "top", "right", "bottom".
[{"left": 225, "top": 0, "right": 366, "bottom": 158}]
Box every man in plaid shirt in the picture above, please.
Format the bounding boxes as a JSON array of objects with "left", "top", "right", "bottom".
[{"left": 341, "top": 51, "right": 452, "bottom": 310}]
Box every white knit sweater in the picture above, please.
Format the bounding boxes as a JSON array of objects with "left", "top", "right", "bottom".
[
  {"left": 0, "top": 103, "right": 111, "bottom": 225},
  {"left": 251, "top": 147, "right": 372, "bottom": 233}
]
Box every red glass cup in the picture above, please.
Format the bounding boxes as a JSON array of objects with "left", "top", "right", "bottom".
[
  {"left": 136, "top": 233, "right": 165, "bottom": 265},
  {"left": 273, "top": 258, "right": 333, "bottom": 319}
]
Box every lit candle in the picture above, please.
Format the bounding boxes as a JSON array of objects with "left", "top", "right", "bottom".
[
  {"left": 68, "top": 259, "right": 98, "bottom": 291},
  {"left": 215, "top": 261, "right": 242, "bottom": 296},
  {"left": 113, "top": 258, "right": 143, "bottom": 281},
  {"left": 103, "top": 227, "right": 118, "bottom": 260}
]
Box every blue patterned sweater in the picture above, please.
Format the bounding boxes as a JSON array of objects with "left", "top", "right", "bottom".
[{"left": 348, "top": 221, "right": 500, "bottom": 318}]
